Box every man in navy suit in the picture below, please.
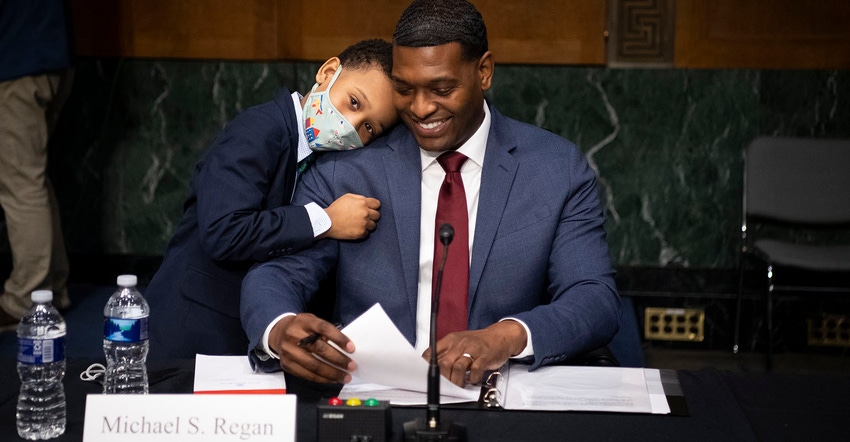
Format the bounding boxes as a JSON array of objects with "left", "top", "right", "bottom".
[{"left": 242, "top": 0, "right": 621, "bottom": 387}]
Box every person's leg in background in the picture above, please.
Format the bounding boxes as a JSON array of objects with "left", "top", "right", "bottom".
[
  {"left": 0, "top": 70, "right": 72, "bottom": 329},
  {"left": 43, "top": 69, "right": 72, "bottom": 310}
]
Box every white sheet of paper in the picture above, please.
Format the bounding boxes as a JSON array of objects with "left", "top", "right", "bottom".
[
  {"left": 337, "top": 303, "right": 479, "bottom": 403},
  {"left": 340, "top": 377, "right": 478, "bottom": 406},
  {"left": 644, "top": 368, "right": 672, "bottom": 414},
  {"left": 503, "top": 365, "right": 653, "bottom": 413},
  {"left": 194, "top": 354, "right": 286, "bottom": 394}
]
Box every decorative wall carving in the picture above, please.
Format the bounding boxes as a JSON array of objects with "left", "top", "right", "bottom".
[{"left": 608, "top": 0, "right": 675, "bottom": 66}]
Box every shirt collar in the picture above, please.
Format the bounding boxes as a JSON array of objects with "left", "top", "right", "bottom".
[
  {"left": 420, "top": 101, "right": 490, "bottom": 171},
  {"left": 291, "top": 92, "right": 312, "bottom": 163}
]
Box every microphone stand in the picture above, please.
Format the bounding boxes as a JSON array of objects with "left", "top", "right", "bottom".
[{"left": 404, "top": 224, "right": 467, "bottom": 441}]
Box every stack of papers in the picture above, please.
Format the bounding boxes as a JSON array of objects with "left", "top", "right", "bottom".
[
  {"left": 193, "top": 354, "right": 286, "bottom": 394},
  {"left": 336, "top": 304, "right": 480, "bottom": 404},
  {"left": 336, "top": 304, "right": 670, "bottom": 414}
]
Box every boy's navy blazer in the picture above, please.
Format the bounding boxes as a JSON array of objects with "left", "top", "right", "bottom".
[{"left": 146, "top": 88, "right": 314, "bottom": 358}]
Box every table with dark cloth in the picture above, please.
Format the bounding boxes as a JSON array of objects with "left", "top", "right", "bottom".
[{"left": 2, "top": 359, "right": 849, "bottom": 441}]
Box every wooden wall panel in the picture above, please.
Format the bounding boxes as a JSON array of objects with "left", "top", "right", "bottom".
[
  {"left": 73, "top": 0, "right": 283, "bottom": 60},
  {"left": 70, "top": 0, "right": 850, "bottom": 68},
  {"left": 478, "top": 0, "right": 606, "bottom": 65},
  {"left": 675, "top": 0, "right": 850, "bottom": 69},
  {"left": 283, "top": 0, "right": 406, "bottom": 61},
  {"left": 71, "top": 0, "right": 607, "bottom": 64},
  {"left": 292, "top": 0, "right": 607, "bottom": 64}
]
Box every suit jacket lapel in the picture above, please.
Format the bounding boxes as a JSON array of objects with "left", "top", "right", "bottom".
[
  {"left": 470, "top": 107, "right": 518, "bottom": 307},
  {"left": 384, "top": 129, "right": 422, "bottom": 321},
  {"left": 380, "top": 108, "right": 518, "bottom": 325}
]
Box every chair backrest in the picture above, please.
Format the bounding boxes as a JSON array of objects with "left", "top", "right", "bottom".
[{"left": 745, "top": 137, "right": 850, "bottom": 224}]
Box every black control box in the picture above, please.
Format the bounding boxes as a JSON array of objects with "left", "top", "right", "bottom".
[{"left": 317, "top": 399, "right": 392, "bottom": 442}]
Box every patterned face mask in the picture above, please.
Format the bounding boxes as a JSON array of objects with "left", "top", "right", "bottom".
[{"left": 302, "top": 67, "right": 364, "bottom": 151}]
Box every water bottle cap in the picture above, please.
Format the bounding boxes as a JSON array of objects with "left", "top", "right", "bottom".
[
  {"left": 31, "top": 290, "right": 53, "bottom": 303},
  {"left": 117, "top": 274, "right": 138, "bottom": 287}
]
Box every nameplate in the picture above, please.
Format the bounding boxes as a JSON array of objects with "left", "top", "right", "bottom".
[{"left": 83, "top": 394, "right": 296, "bottom": 442}]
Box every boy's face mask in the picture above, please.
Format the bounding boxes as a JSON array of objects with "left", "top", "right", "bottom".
[{"left": 303, "top": 67, "right": 365, "bottom": 151}]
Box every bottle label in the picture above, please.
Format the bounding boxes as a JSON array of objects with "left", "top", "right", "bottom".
[
  {"left": 103, "top": 317, "right": 149, "bottom": 342},
  {"left": 18, "top": 336, "right": 66, "bottom": 364}
]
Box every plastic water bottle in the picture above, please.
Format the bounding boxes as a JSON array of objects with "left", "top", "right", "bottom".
[
  {"left": 103, "top": 274, "right": 149, "bottom": 394},
  {"left": 16, "top": 290, "right": 67, "bottom": 440}
]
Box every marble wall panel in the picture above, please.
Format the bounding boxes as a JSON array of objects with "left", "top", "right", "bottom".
[
  {"left": 45, "top": 59, "right": 319, "bottom": 254},
  {"left": 490, "top": 67, "right": 759, "bottom": 267},
  {"left": 759, "top": 70, "right": 849, "bottom": 138},
  {"left": 1, "top": 61, "right": 846, "bottom": 270}
]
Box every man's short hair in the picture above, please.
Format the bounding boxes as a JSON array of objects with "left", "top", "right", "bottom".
[
  {"left": 393, "top": 0, "right": 488, "bottom": 61},
  {"left": 338, "top": 38, "right": 393, "bottom": 77}
]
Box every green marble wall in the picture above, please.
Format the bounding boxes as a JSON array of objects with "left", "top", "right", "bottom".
[
  {"left": 46, "top": 60, "right": 321, "bottom": 255},
  {"left": 3, "top": 60, "right": 847, "bottom": 269},
  {"left": 492, "top": 68, "right": 761, "bottom": 268}
]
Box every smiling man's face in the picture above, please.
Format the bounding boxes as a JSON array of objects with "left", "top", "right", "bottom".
[{"left": 391, "top": 42, "right": 493, "bottom": 153}]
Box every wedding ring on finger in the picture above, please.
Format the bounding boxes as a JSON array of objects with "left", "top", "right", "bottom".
[{"left": 461, "top": 353, "right": 474, "bottom": 361}]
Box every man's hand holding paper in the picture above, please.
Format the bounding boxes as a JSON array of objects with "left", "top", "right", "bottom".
[
  {"left": 334, "top": 304, "right": 479, "bottom": 403},
  {"left": 268, "top": 313, "right": 355, "bottom": 384}
]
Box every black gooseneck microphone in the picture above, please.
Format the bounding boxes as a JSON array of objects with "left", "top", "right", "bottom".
[{"left": 404, "top": 223, "right": 467, "bottom": 441}]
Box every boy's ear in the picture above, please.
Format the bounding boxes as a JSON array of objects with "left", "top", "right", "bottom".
[{"left": 315, "top": 57, "right": 342, "bottom": 86}]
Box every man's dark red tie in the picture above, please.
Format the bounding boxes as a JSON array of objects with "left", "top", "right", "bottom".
[{"left": 433, "top": 151, "right": 469, "bottom": 341}]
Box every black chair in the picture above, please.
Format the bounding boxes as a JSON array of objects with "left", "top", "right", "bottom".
[
  {"left": 733, "top": 136, "right": 850, "bottom": 370},
  {"left": 560, "top": 346, "right": 620, "bottom": 367}
]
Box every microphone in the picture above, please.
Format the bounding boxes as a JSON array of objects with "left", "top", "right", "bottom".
[
  {"left": 404, "top": 223, "right": 467, "bottom": 441},
  {"left": 439, "top": 223, "right": 454, "bottom": 246}
]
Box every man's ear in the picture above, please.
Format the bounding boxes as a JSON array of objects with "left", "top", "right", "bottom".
[
  {"left": 477, "top": 51, "right": 494, "bottom": 91},
  {"left": 314, "top": 57, "right": 342, "bottom": 86}
]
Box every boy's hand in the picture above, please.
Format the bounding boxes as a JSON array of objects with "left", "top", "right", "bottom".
[{"left": 322, "top": 193, "right": 380, "bottom": 240}]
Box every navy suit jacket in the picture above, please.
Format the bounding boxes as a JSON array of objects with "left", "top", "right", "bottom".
[
  {"left": 146, "top": 88, "right": 315, "bottom": 359},
  {"left": 242, "top": 103, "right": 621, "bottom": 370}
]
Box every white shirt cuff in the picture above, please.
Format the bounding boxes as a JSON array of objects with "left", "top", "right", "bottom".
[
  {"left": 501, "top": 317, "right": 535, "bottom": 359},
  {"left": 304, "top": 202, "right": 331, "bottom": 237},
  {"left": 261, "top": 312, "right": 296, "bottom": 359}
]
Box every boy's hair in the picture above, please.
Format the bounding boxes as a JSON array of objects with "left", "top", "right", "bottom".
[
  {"left": 338, "top": 39, "right": 393, "bottom": 77},
  {"left": 393, "top": 0, "right": 488, "bottom": 61}
]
